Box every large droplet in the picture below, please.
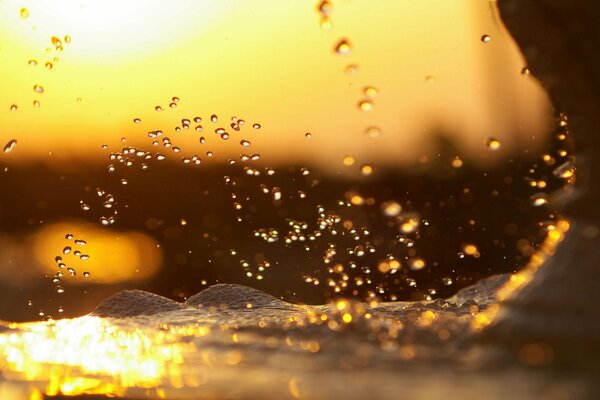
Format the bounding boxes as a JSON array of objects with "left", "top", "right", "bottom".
[{"left": 3, "top": 139, "right": 17, "bottom": 153}]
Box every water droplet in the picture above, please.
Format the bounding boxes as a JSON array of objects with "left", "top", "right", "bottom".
[
  {"left": 363, "top": 86, "right": 378, "bottom": 97},
  {"left": 381, "top": 201, "right": 402, "bottom": 217},
  {"left": 64, "top": 35, "right": 72, "bottom": 44},
  {"left": 553, "top": 160, "right": 575, "bottom": 179},
  {"left": 531, "top": 193, "right": 548, "bottom": 207},
  {"left": 74, "top": 239, "right": 87, "bottom": 246},
  {"left": 425, "top": 75, "right": 436, "bottom": 83},
  {"left": 9, "top": 103, "right": 18, "bottom": 112},
  {"left": 481, "top": 34, "right": 491, "bottom": 43},
  {"left": 358, "top": 100, "right": 373, "bottom": 111},
  {"left": 409, "top": 258, "right": 426, "bottom": 271},
  {"left": 210, "top": 114, "right": 218, "bottom": 123},
  {"left": 252, "top": 123, "right": 261, "bottom": 129},
  {"left": 343, "top": 155, "right": 355, "bottom": 166},
  {"left": 442, "top": 277, "right": 453, "bottom": 286},
  {"left": 317, "top": 0, "right": 332, "bottom": 16},
  {"left": 361, "top": 164, "right": 373, "bottom": 176},
  {"left": 133, "top": 118, "right": 141, "bottom": 124},
  {"left": 58, "top": 307, "right": 64, "bottom": 313},
  {"left": 451, "top": 156, "right": 463, "bottom": 168},
  {"left": 83, "top": 271, "right": 90, "bottom": 277},
  {"left": 33, "top": 100, "right": 40, "bottom": 108},
  {"left": 45, "top": 62, "right": 53, "bottom": 70},
  {"left": 28, "top": 59, "right": 37, "bottom": 66},
  {"left": 240, "top": 139, "right": 251, "bottom": 148},
  {"left": 364, "top": 126, "right": 381, "bottom": 138},
  {"left": 521, "top": 66, "right": 530, "bottom": 76},
  {"left": 3, "top": 139, "right": 17, "bottom": 153},
  {"left": 334, "top": 39, "right": 352, "bottom": 55},
  {"left": 155, "top": 105, "right": 163, "bottom": 112},
  {"left": 63, "top": 246, "right": 72, "bottom": 254},
  {"left": 33, "top": 84, "right": 44, "bottom": 93},
  {"left": 51, "top": 36, "right": 63, "bottom": 49},
  {"left": 56, "top": 286, "right": 65, "bottom": 294},
  {"left": 172, "top": 96, "right": 180, "bottom": 103},
  {"left": 345, "top": 64, "right": 359, "bottom": 75},
  {"left": 305, "top": 132, "right": 312, "bottom": 138},
  {"left": 486, "top": 138, "right": 501, "bottom": 151},
  {"left": 100, "top": 216, "right": 115, "bottom": 226},
  {"left": 20, "top": 7, "right": 29, "bottom": 18},
  {"left": 65, "top": 233, "right": 73, "bottom": 240}
]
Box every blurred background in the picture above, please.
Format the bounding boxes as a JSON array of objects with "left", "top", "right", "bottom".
[{"left": 0, "top": 0, "right": 569, "bottom": 321}]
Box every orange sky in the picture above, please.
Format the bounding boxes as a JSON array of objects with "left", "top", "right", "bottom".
[{"left": 0, "top": 0, "right": 553, "bottom": 172}]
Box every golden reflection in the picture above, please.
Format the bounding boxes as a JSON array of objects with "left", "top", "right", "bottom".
[
  {"left": 0, "top": 316, "right": 203, "bottom": 397},
  {"left": 0, "top": 221, "right": 161, "bottom": 285}
]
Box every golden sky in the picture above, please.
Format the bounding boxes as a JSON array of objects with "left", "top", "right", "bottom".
[{"left": 0, "top": 0, "right": 553, "bottom": 170}]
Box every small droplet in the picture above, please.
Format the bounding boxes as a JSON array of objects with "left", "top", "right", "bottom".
[
  {"left": 364, "top": 126, "right": 381, "bottom": 138},
  {"left": 28, "top": 59, "right": 37, "bottom": 66},
  {"left": 481, "top": 34, "right": 491, "bottom": 43},
  {"left": 83, "top": 271, "right": 90, "bottom": 277},
  {"left": 451, "top": 156, "right": 463, "bottom": 168},
  {"left": 33, "top": 84, "right": 44, "bottom": 93},
  {"left": 442, "top": 277, "right": 453, "bottom": 286},
  {"left": 363, "top": 86, "right": 378, "bottom": 97},
  {"left": 155, "top": 105, "right": 163, "bottom": 112},
  {"left": 409, "top": 258, "right": 426, "bottom": 271},
  {"left": 51, "top": 36, "right": 63, "bottom": 48},
  {"left": 172, "top": 96, "right": 180, "bottom": 103},
  {"left": 210, "top": 114, "right": 218, "bottom": 123},
  {"left": 521, "top": 66, "right": 530, "bottom": 76},
  {"left": 381, "top": 201, "right": 402, "bottom": 217},
  {"left": 74, "top": 239, "right": 87, "bottom": 246},
  {"left": 486, "top": 138, "right": 501, "bottom": 151},
  {"left": 20, "top": 7, "right": 29, "bottom": 18},
  {"left": 305, "top": 132, "right": 312, "bottom": 138},
  {"left": 317, "top": 0, "right": 332, "bottom": 16},
  {"left": 361, "top": 164, "right": 373, "bottom": 176},
  {"left": 9, "top": 104, "right": 18, "bottom": 112},
  {"left": 343, "top": 155, "right": 355, "bottom": 166},
  {"left": 345, "top": 64, "right": 359, "bottom": 75},
  {"left": 358, "top": 100, "right": 373, "bottom": 112},
  {"left": 334, "top": 39, "right": 352, "bottom": 55},
  {"left": 33, "top": 100, "right": 40, "bottom": 108},
  {"left": 553, "top": 160, "right": 575, "bottom": 179},
  {"left": 133, "top": 118, "right": 141, "bottom": 124},
  {"left": 3, "top": 139, "right": 17, "bottom": 153},
  {"left": 240, "top": 139, "right": 251, "bottom": 148},
  {"left": 56, "top": 286, "right": 65, "bottom": 294},
  {"left": 64, "top": 35, "right": 72, "bottom": 44},
  {"left": 531, "top": 193, "right": 548, "bottom": 207},
  {"left": 45, "top": 62, "right": 53, "bottom": 70},
  {"left": 425, "top": 75, "right": 436, "bottom": 83},
  {"left": 63, "top": 246, "right": 72, "bottom": 254},
  {"left": 252, "top": 123, "right": 261, "bottom": 129},
  {"left": 65, "top": 233, "right": 73, "bottom": 240}
]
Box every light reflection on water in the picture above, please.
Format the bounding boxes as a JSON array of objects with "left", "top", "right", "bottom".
[{"left": 0, "top": 220, "right": 573, "bottom": 399}]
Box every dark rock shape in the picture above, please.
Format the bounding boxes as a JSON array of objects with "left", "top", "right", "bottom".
[{"left": 90, "top": 290, "right": 184, "bottom": 318}]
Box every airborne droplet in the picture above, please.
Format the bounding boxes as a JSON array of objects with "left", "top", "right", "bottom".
[
  {"left": 481, "top": 34, "right": 491, "bottom": 43},
  {"left": 3, "top": 139, "right": 17, "bottom": 153},
  {"left": 486, "top": 138, "right": 501, "bottom": 151},
  {"left": 334, "top": 39, "right": 352, "bottom": 55}
]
